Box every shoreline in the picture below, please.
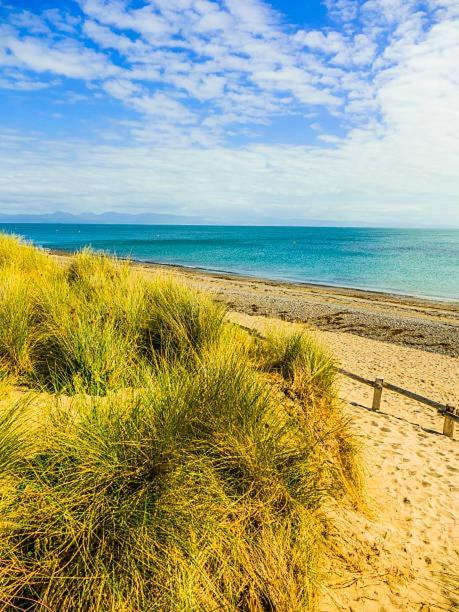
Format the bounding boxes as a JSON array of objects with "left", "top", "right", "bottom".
[
  {"left": 49, "top": 248, "right": 458, "bottom": 306},
  {"left": 52, "top": 249, "right": 459, "bottom": 357},
  {"left": 134, "top": 259, "right": 459, "bottom": 304}
]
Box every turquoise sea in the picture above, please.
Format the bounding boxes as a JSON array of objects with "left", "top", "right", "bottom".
[{"left": 1, "top": 224, "right": 458, "bottom": 301}]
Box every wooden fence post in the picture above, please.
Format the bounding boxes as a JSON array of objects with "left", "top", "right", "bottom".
[
  {"left": 372, "top": 378, "right": 384, "bottom": 411},
  {"left": 443, "top": 406, "right": 456, "bottom": 439}
]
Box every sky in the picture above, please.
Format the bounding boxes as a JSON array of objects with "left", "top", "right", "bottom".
[{"left": 0, "top": 0, "right": 458, "bottom": 226}]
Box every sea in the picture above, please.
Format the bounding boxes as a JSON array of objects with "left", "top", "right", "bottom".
[{"left": 1, "top": 224, "right": 458, "bottom": 301}]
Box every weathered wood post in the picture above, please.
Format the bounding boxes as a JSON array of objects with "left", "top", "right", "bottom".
[
  {"left": 372, "top": 378, "right": 384, "bottom": 411},
  {"left": 443, "top": 406, "right": 456, "bottom": 439}
]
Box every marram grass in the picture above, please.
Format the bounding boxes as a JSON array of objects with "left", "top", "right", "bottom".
[
  {"left": 258, "top": 325, "right": 337, "bottom": 400},
  {"left": 0, "top": 234, "right": 364, "bottom": 611},
  {"left": 0, "top": 267, "right": 36, "bottom": 376}
]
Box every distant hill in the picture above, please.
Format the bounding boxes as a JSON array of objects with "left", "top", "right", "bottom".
[
  {"left": 0, "top": 211, "right": 376, "bottom": 227},
  {"left": 1, "top": 211, "right": 438, "bottom": 228},
  {"left": 0, "top": 211, "right": 206, "bottom": 225}
]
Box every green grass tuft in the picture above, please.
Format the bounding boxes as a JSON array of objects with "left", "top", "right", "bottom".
[
  {"left": 142, "top": 276, "right": 227, "bottom": 362},
  {"left": 0, "top": 354, "right": 338, "bottom": 610},
  {"left": 0, "top": 233, "right": 57, "bottom": 274},
  {"left": 0, "top": 267, "right": 36, "bottom": 376},
  {"left": 259, "top": 326, "right": 337, "bottom": 399},
  {"left": 0, "top": 237, "right": 227, "bottom": 393}
]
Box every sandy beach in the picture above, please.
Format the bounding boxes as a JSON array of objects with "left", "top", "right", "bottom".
[
  {"left": 2, "top": 247, "right": 456, "bottom": 610},
  {"left": 2, "top": 0, "right": 458, "bottom": 605}
]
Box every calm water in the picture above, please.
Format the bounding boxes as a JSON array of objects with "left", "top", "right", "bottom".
[{"left": 1, "top": 224, "right": 458, "bottom": 301}]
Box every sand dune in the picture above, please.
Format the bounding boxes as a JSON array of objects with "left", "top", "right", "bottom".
[
  {"left": 229, "top": 312, "right": 459, "bottom": 611},
  {"left": 52, "top": 254, "right": 459, "bottom": 608}
]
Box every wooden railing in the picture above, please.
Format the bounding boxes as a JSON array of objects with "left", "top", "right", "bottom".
[
  {"left": 233, "top": 322, "right": 457, "bottom": 439},
  {"left": 338, "top": 368, "right": 458, "bottom": 439}
]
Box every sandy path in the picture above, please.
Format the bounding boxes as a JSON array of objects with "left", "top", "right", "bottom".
[{"left": 229, "top": 312, "right": 459, "bottom": 611}]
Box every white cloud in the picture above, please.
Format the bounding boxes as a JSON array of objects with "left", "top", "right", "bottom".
[
  {"left": 130, "top": 92, "right": 197, "bottom": 124},
  {"left": 224, "top": 0, "right": 279, "bottom": 34},
  {"left": 0, "top": 26, "right": 118, "bottom": 79},
  {"left": 295, "top": 30, "right": 377, "bottom": 66},
  {"left": 42, "top": 9, "right": 81, "bottom": 34},
  {"left": 194, "top": 9, "right": 233, "bottom": 33},
  {"left": 0, "top": 68, "right": 54, "bottom": 91},
  {"left": 0, "top": 78, "right": 50, "bottom": 91},
  {"left": 102, "top": 78, "right": 142, "bottom": 100},
  {"left": 79, "top": 0, "right": 172, "bottom": 39},
  {"left": 9, "top": 11, "right": 51, "bottom": 34},
  {"left": 325, "top": 0, "right": 360, "bottom": 23},
  {"left": 75, "top": 0, "right": 349, "bottom": 130},
  {"left": 83, "top": 20, "right": 144, "bottom": 52},
  {"left": 296, "top": 30, "right": 347, "bottom": 54}
]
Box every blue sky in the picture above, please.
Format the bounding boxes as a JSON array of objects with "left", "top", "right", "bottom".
[{"left": 0, "top": 0, "right": 458, "bottom": 225}]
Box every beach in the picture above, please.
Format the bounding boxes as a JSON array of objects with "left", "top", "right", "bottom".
[{"left": 2, "top": 0, "right": 458, "bottom": 606}]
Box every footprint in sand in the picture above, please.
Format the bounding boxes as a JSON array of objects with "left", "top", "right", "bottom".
[{"left": 416, "top": 429, "right": 428, "bottom": 437}]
